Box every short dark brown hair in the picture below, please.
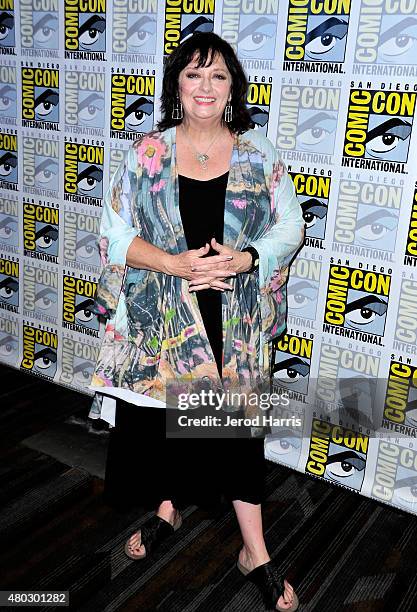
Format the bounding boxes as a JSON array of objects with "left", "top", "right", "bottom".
[{"left": 157, "top": 32, "right": 254, "bottom": 134}]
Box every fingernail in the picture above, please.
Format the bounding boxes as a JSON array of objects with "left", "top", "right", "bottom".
[{"left": 227, "top": 256, "right": 233, "bottom": 260}]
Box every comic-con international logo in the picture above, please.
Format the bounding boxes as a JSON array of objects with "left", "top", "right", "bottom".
[
  {"left": 373, "top": 440, "right": 417, "bottom": 513},
  {"left": 0, "top": 314, "right": 18, "bottom": 365},
  {"left": 23, "top": 200, "right": 59, "bottom": 263},
  {"left": 112, "top": 0, "right": 157, "bottom": 61},
  {"left": 276, "top": 84, "right": 340, "bottom": 164},
  {"left": 334, "top": 177, "right": 401, "bottom": 263},
  {"left": 62, "top": 272, "right": 99, "bottom": 336},
  {"left": 60, "top": 335, "right": 99, "bottom": 389},
  {"left": 64, "top": 140, "right": 104, "bottom": 206},
  {"left": 0, "top": 194, "right": 18, "bottom": 253},
  {"left": 342, "top": 86, "right": 416, "bottom": 174},
  {"left": 405, "top": 184, "right": 417, "bottom": 267},
  {"left": 164, "top": 0, "right": 214, "bottom": 55},
  {"left": 283, "top": 0, "right": 351, "bottom": 73},
  {"left": 23, "top": 261, "right": 58, "bottom": 324},
  {"left": 287, "top": 256, "right": 321, "bottom": 328},
  {"left": 221, "top": 0, "right": 277, "bottom": 68},
  {"left": 20, "top": 0, "right": 59, "bottom": 56},
  {"left": 315, "top": 341, "right": 380, "bottom": 429},
  {"left": 0, "top": 129, "right": 17, "bottom": 190},
  {"left": 246, "top": 78, "right": 271, "bottom": 136},
  {"left": 20, "top": 323, "right": 57, "bottom": 380},
  {"left": 0, "top": 254, "right": 18, "bottom": 313},
  {"left": 393, "top": 277, "right": 417, "bottom": 356},
  {"left": 110, "top": 72, "right": 155, "bottom": 140},
  {"left": 382, "top": 358, "right": 417, "bottom": 436},
  {"left": 65, "top": 65, "right": 105, "bottom": 136},
  {"left": 63, "top": 207, "right": 101, "bottom": 272},
  {"left": 21, "top": 66, "right": 59, "bottom": 130},
  {"left": 355, "top": 0, "right": 417, "bottom": 76},
  {"left": 289, "top": 169, "right": 330, "bottom": 248},
  {"left": 323, "top": 262, "right": 391, "bottom": 344},
  {"left": 0, "top": 0, "right": 15, "bottom": 53},
  {"left": 23, "top": 134, "right": 59, "bottom": 197},
  {"left": 0, "top": 64, "right": 16, "bottom": 125},
  {"left": 64, "top": 0, "right": 106, "bottom": 60},
  {"left": 306, "top": 419, "right": 369, "bottom": 492},
  {"left": 271, "top": 332, "right": 313, "bottom": 401}
]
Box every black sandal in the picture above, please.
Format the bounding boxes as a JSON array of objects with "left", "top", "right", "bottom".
[
  {"left": 124, "top": 512, "right": 182, "bottom": 560},
  {"left": 237, "top": 560, "right": 299, "bottom": 611}
]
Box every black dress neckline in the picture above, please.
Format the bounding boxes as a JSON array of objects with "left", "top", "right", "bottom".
[{"left": 178, "top": 171, "right": 229, "bottom": 183}]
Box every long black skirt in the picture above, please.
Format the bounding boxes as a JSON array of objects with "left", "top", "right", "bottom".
[{"left": 104, "top": 399, "right": 266, "bottom": 513}]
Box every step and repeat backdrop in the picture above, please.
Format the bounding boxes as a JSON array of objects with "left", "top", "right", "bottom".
[{"left": 1, "top": 0, "right": 417, "bottom": 514}]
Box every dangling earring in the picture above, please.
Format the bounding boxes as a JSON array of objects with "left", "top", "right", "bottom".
[
  {"left": 224, "top": 100, "right": 232, "bottom": 123},
  {"left": 172, "top": 96, "right": 183, "bottom": 120}
]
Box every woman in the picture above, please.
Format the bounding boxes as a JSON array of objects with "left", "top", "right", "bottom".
[{"left": 90, "top": 32, "right": 304, "bottom": 611}]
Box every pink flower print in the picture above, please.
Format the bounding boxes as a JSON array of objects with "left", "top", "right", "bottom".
[
  {"left": 137, "top": 137, "right": 166, "bottom": 178},
  {"left": 149, "top": 179, "right": 166, "bottom": 193},
  {"left": 232, "top": 198, "right": 246, "bottom": 209},
  {"left": 270, "top": 269, "right": 283, "bottom": 293},
  {"left": 98, "top": 236, "right": 109, "bottom": 266}
]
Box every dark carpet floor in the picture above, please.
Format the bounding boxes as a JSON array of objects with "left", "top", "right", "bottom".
[{"left": 0, "top": 365, "right": 416, "bottom": 612}]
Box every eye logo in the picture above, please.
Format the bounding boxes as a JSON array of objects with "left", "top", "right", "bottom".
[
  {"left": 20, "top": 324, "right": 58, "bottom": 380},
  {"left": 324, "top": 265, "right": 391, "bottom": 339},
  {"left": 62, "top": 273, "right": 99, "bottom": 336},
  {"left": 64, "top": 0, "right": 106, "bottom": 59},
  {"left": 246, "top": 81, "right": 271, "bottom": 135},
  {"left": 64, "top": 70, "right": 105, "bottom": 133},
  {"left": 164, "top": 0, "right": 214, "bottom": 55},
  {"left": 221, "top": 0, "right": 278, "bottom": 61},
  {"left": 284, "top": 0, "right": 351, "bottom": 69},
  {"left": 0, "top": 256, "right": 18, "bottom": 312},
  {"left": 277, "top": 86, "right": 339, "bottom": 156},
  {"left": 20, "top": 1, "right": 59, "bottom": 52},
  {"left": 0, "top": 328, "right": 18, "bottom": 365},
  {"left": 306, "top": 419, "right": 368, "bottom": 492},
  {"left": 342, "top": 88, "right": 416, "bottom": 172},
  {"left": 271, "top": 333, "right": 313, "bottom": 396},
  {"left": 0, "top": 66, "right": 16, "bottom": 121},
  {"left": 112, "top": 0, "right": 158, "bottom": 56},
  {"left": 0, "top": 5, "right": 15, "bottom": 49},
  {"left": 63, "top": 210, "right": 101, "bottom": 271},
  {"left": 356, "top": 4, "right": 417, "bottom": 67},
  {"left": 23, "top": 203, "right": 59, "bottom": 263},
  {"left": 405, "top": 184, "right": 417, "bottom": 266},
  {"left": 0, "top": 197, "right": 18, "bottom": 249},
  {"left": 110, "top": 74, "right": 155, "bottom": 140},
  {"left": 0, "top": 131, "right": 17, "bottom": 188},
  {"left": 64, "top": 141, "right": 104, "bottom": 204},
  {"left": 287, "top": 256, "right": 321, "bottom": 322},
  {"left": 334, "top": 179, "right": 401, "bottom": 255},
  {"left": 60, "top": 337, "right": 99, "bottom": 388},
  {"left": 290, "top": 171, "right": 330, "bottom": 246},
  {"left": 21, "top": 68, "right": 59, "bottom": 128}
]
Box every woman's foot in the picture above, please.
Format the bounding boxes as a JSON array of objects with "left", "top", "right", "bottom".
[
  {"left": 126, "top": 504, "right": 181, "bottom": 558},
  {"left": 238, "top": 546, "right": 295, "bottom": 610}
]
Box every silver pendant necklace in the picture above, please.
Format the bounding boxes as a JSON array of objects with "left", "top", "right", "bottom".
[{"left": 182, "top": 127, "right": 220, "bottom": 170}]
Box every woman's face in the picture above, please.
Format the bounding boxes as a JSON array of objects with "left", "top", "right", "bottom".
[{"left": 178, "top": 53, "right": 232, "bottom": 126}]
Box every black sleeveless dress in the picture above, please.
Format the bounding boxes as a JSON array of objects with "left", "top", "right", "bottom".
[{"left": 104, "top": 171, "right": 266, "bottom": 513}]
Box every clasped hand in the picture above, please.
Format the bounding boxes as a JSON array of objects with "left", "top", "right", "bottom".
[{"left": 171, "top": 237, "right": 252, "bottom": 292}]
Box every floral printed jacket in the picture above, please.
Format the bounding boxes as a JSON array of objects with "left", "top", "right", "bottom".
[{"left": 89, "top": 127, "right": 304, "bottom": 418}]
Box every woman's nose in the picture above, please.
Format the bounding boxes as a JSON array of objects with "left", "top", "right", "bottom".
[{"left": 200, "top": 78, "right": 212, "bottom": 92}]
